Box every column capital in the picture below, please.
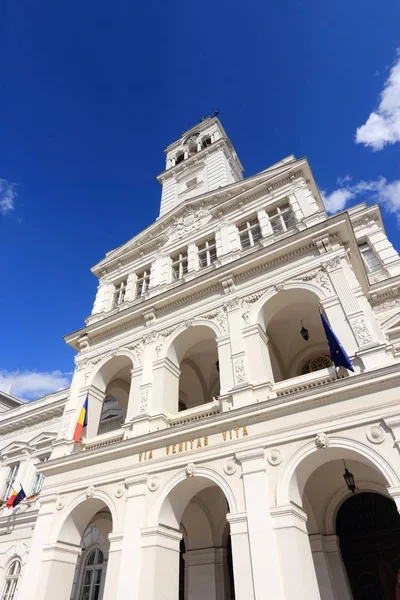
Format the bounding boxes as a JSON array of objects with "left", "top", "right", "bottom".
[
  {"left": 235, "top": 448, "right": 266, "bottom": 473},
  {"left": 141, "top": 525, "right": 182, "bottom": 551},
  {"left": 270, "top": 502, "right": 308, "bottom": 533},
  {"left": 226, "top": 511, "right": 248, "bottom": 534}
]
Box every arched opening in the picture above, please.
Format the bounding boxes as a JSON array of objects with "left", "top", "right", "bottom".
[
  {"left": 337, "top": 492, "right": 400, "bottom": 599},
  {"left": 283, "top": 444, "right": 394, "bottom": 600},
  {"left": 147, "top": 475, "right": 235, "bottom": 600},
  {"left": 259, "top": 289, "right": 330, "bottom": 382},
  {"left": 167, "top": 326, "right": 220, "bottom": 413},
  {"left": 89, "top": 355, "right": 133, "bottom": 438},
  {"left": 43, "top": 498, "right": 113, "bottom": 600},
  {"left": 176, "top": 152, "right": 185, "bottom": 165},
  {"left": 1, "top": 558, "right": 21, "bottom": 600}
]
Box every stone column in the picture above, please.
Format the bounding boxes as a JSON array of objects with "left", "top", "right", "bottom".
[
  {"left": 216, "top": 335, "right": 234, "bottom": 394},
  {"left": 271, "top": 503, "right": 320, "bottom": 600},
  {"left": 318, "top": 535, "right": 352, "bottom": 600},
  {"left": 152, "top": 357, "right": 180, "bottom": 415},
  {"left": 185, "top": 548, "right": 218, "bottom": 600},
  {"left": 139, "top": 525, "right": 182, "bottom": 600},
  {"left": 101, "top": 532, "right": 124, "bottom": 598},
  {"left": 235, "top": 449, "right": 284, "bottom": 600},
  {"left": 226, "top": 512, "right": 254, "bottom": 600},
  {"left": 125, "top": 272, "right": 135, "bottom": 302},
  {"left": 115, "top": 477, "right": 146, "bottom": 600},
  {"left": 242, "top": 324, "right": 274, "bottom": 387},
  {"left": 257, "top": 208, "right": 273, "bottom": 239},
  {"left": 41, "top": 541, "right": 82, "bottom": 600},
  {"left": 84, "top": 386, "right": 104, "bottom": 439},
  {"left": 187, "top": 242, "right": 198, "bottom": 275}
]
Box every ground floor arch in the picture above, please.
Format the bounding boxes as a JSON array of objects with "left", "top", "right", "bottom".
[
  {"left": 38, "top": 496, "right": 116, "bottom": 600},
  {"left": 280, "top": 440, "right": 400, "bottom": 600},
  {"left": 141, "top": 474, "right": 238, "bottom": 600}
]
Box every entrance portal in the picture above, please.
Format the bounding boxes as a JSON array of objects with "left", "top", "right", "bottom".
[{"left": 337, "top": 492, "right": 400, "bottom": 599}]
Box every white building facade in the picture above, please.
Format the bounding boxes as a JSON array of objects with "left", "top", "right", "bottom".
[{"left": 2, "top": 116, "right": 400, "bottom": 599}]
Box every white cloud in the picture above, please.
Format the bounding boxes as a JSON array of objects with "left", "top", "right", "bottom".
[
  {"left": 356, "top": 50, "right": 400, "bottom": 150},
  {"left": 0, "top": 179, "right": 16, "bottom": 215},
  {"left": 0, "top": 370, "right": 71, "bottom": 402},
  {"left": 322, "top": 177, "right": 400, "bottom": 220}
]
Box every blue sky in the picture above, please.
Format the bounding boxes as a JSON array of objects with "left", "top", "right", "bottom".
[{"left": 1, "top": 0, "right": 399, "bottom": 400}]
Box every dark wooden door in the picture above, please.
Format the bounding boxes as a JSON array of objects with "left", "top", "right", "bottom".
[{"left": 337, "top": 493, "right": 400, "bottom": 599}]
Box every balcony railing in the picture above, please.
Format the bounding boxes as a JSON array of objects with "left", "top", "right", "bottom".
[
  {"left": 168, "top": 399, "right": 221, "bottom": 427},
  {"left": 274, "top": 368, "right": 347, "bottom": 397},
  {"left": 83, "top": 430, "right": 124, "bottom": 451}
]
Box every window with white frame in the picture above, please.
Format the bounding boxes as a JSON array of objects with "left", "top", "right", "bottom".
[
  {"left": 197, "top": 238, "right": 217, "bottom": 268},
  {"left": 31, "top": 472, "right": 45, "bottom": 497},
  {"left": 111, "top": 279, "right": 127, "bottom": 309},
  {"left": 267, "top": 203, "right": 295, "bottom": 234},
  {"left": 1, "top": 559, "right": 21, "bottom": 600},
  {"left": 237, "top": 217, "right": 262, "bottom": 249},
  {"left": 359, "top": 242, "right": 381, "bottom": 273},
  {"left": 1, "top": 464, "right": 19, "bottom": 501},
  {"left": 79, "top": 548, "right": 104, "bottom": 600},
  {"left": 171, "top": 251, "right": 188, "bottom": 280},
  {"left": 135, "top": 268, "right": 150, "bottom": 298}
]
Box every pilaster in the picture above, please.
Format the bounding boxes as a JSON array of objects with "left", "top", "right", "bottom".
[
  {"left": 235, "top": 448, "right": 284, "bottom": 599},
  {"left": 226, "top": 512, "right": 254, "bottom": 600}
]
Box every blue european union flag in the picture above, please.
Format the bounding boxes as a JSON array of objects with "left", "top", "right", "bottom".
[{"left": 320, "top": 313, "right": 354, "bottom": 372}]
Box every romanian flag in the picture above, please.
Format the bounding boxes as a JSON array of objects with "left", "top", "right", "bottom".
[
  {"left": 6, "top": 487, "right": 26, "bottom": 509},
  {"left": 73, "top": 394, "right": 88, "bottom": 443},
  {"left": 6, "top": 489, "right": 17, "bottom": 509}
]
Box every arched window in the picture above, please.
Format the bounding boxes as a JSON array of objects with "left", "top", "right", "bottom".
[
  {"left": 79, "top": 548, "right": 104, "bottom": 600},
  {"left": 301, "top": 355, "right": 332, "bottom": 375},
  {"left": 1, "top": 559, "right": 21, "bottom": 600},
  {"left": 98, "top": 395, "right": 124, "bottom": 434}
]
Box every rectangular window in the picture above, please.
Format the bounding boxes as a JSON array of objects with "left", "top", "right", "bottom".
[
  {"left": 267, "top": 203, "right": 295, "bottom": 234},
  {"left": 31, "top": 472, "right": 45, "bottom": 497},
  {"left": 198, "top": 238, "right": 217, "bottom": 268},
  {"left": 136, "top": 269, "right": 151, "bottom": 298},
  {"left": 237, "top": 218, "right": 262, "bottom": 249},
  {"left": 171, "top": 251, "right": 188, "bottom": 280},
  {"left": 186, "top": 177, "right": 197, "bottom": 189},
  {"left": 111, "top": 279, "right": 127, "bottom": 309},
  {"left": 2, "top": 464, "right": 19, "bottom": 501},
  {"left": 359, "top": 242, "right": 381, "bottom": 273}
]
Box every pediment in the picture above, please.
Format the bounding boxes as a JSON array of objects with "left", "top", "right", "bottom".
[
  {"left": 1, "top": 441, "right": 30, "bottom": 458},
  {"left": 29, "top": 431, "right": 58, "bottom": 449}
]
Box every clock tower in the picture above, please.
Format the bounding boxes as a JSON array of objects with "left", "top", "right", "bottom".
[{"left": 157, "top": 115, "right": 244, "bottom": 217}]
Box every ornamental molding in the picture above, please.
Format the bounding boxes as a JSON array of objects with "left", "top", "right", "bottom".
[
  {"left": 139, "top": 389, "right": 149, "bottom": 413},
  {"left": 351, "top": 214, "right": 379, "bottom": 229},
  {"left": 167, "top": 207, "right": 212, "bottom": 239},
  {"left": 56, "top": 496, "right": 65, "bottom": 511},
  {"left": 185, "top": 463, "right": 196, "bottom": 478},
  {"left": 321, "top": 256, "right": 341, "bottom": 272},
  {"left": 0, "top": 415, "right": 63, "bottom": 442},
  {"left": 372, "top": 296, "right": 400, "bottom": 313},
  {"left": 86, "top": 485, "right": 95, "bottom": 498},
  {"left": 233, "top": 356, "right": 246, "bottom": 384},
  {"left": 114, "top": 484, "right": 126, "bottom": 498},
  {"left": 267, "top": 448, "right": 283, "bottom": 466},
  {"left": 349, "top": 315, "right": 373, "bottom": 347},
  {"left": 155, "top": 324, "right": 181, "bottom": 356},
  {"left": 235, "top": 243, "right": 316, "bottom": 284},
  {"left": 224, "top": 458, "right": 237, "bottom": 475},
  {"left": 125, "top": 339, "right": 145, "bottom": 366},
  {"left": 315, "top": 432, "right": 330, "bottom": 449},
  {"left": 241, "top": 291, "right": 265, "bottom": 324},
  {"left": 294, "top": 267, "right": 332, "bottom": 294},
  {"left": 200, "top": 306, "right": 228, "bottom": 333},
  {"left": 148, "top": 477, "right": 159, "bottom": 492},
  {"left": 366, "top": 425, "right": 386, "bottom": 444}
]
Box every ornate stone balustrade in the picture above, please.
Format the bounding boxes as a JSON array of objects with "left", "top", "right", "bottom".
[
  {"left": 274, "top": 368, "right": 346, "bottom": 397},
  {"left": 83, "top": 430, "right": 124, "bottom": 451},
  {"left": 168, "top": 400, "right": 221, "bottom": 427}
]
